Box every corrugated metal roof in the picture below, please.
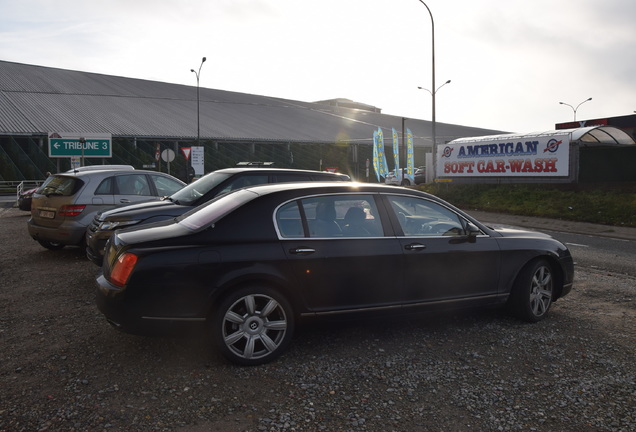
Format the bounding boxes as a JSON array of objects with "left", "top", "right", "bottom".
[
  {"left": 449, "top": 127, "right": 635, "bottom": 146},
  {"left": 0, "top": 60, "right": 505, "bottom": 146}
]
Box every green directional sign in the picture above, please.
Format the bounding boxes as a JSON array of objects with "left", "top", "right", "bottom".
[{"left": 48, "top": 132, "right": 112, "bottom": 158}]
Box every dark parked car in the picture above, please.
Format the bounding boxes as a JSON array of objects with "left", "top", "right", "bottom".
[
  {"left": 28, "top": 166, "right": 185, "bottom": 250},
  {"left": 96, "top": 182, "right": 574, "bottom": 366},
  {"left": 17, "top": 187, "right": 37, "bottom": 211},
  {"left": 414, "top": 166, "right": 426, "bottom": 185},
  {"left": 86, "top": 167, "right": 350, "bottom": 264}
]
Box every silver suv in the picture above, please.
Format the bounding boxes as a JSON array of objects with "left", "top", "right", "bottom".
[{"left": 28, "top": 165, "right": 185, "bottom": 250}]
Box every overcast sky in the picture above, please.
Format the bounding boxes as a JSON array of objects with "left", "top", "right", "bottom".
[{"left": 1, "top": 0, "right": 634, "bottom": 133}]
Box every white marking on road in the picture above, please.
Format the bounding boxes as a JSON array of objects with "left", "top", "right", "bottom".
[{"left": 566, "top": 242, "right": 589, "bottom": 248}]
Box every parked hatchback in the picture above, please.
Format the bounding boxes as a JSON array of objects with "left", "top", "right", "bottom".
[
  {"left": 86, "top": 168, "right": 350, "bottom": 264},
  {"left": 28, "top": 165, "right": 185, "bottom": 250}
]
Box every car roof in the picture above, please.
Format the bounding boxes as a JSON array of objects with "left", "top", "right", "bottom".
[
  {"left": 56, "top": 169, "right": 183, "bottom": 180},
  {"left": 242, "top": 181, "right": 426, "bottom": 197},
  {"left": 65, "top": 165, "right": 134, "bottom": 173},
  {"left": 213, "top": 167, "right": 347, "bottom": 176}
]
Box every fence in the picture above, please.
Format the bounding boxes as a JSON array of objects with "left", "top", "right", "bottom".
[{"left": 0, "top": 180, "right": 43, "bottom": 200}]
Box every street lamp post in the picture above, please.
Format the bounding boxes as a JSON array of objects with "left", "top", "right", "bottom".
[
  {"left": 419, "top": 79, "right": 451, "bottom": 100},
  {"left": 416, "top": 0, "right": 440, "bottom": 180},
  {"left": 559, "top": 97, "right": 592, "bottom": 121},
  {"left": 418, "top": 80, "right": 451, "bottom": 180},
  {"left": 190, "top": 56, "right": 206, "bottom": 183},
  {"left": 190, "top": 57, "right": 207, "bottom": 145}
]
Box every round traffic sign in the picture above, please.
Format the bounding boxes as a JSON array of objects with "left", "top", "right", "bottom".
[{"left": 161, "top": 148, "right": 176, "bottom": 163}]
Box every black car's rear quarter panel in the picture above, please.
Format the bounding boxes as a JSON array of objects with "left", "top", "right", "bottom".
[{"left": 109, "top": 198, "right": 301, "bottom": 324}]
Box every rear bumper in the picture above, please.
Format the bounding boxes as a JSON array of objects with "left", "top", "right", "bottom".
[
  {"left": 27, "top": 217, "right": 86, "bottom": 245},
  {"left": 95, "top": 274, "right": 205, "bottom": 336}
]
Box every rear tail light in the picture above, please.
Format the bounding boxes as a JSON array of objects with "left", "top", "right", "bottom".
[
  {"left": 58, "top": 204, "right": 86, "bottom": 217},
  {"left": 109, "top": 252, "right": 138, "bottom": 287}
]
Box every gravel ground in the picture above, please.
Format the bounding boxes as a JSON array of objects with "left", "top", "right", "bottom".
[{"left": 1, "top": 207, "right": 635, "bottom": 432}]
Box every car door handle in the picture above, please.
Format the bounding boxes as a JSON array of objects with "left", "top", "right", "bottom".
[
  {"left": 120, "top": 199, "right": 131, "bottom": 203},
  {"left": 405, "top": 243, "right": 426, "bottom": 251},
  {"left": 290, "top": 248, "right": 316, "bottom": 255}
]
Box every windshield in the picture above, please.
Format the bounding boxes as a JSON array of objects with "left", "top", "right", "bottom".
[
  {"left": 178, "top": 189, "right": 258, "bottom": 231},
  {"left": 169, "top": 172, "right": 232, "bottom": 205}
]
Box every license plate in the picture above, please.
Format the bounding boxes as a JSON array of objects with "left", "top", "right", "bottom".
[{"left": 39, "top": 210, "right": 55, "bottom": 219}]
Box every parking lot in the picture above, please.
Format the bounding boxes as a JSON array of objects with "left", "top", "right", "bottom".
[{"left": 1, "top": 206, "right": 635, "bottom": 432}]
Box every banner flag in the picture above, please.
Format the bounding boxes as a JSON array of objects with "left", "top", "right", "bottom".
[
  {"left": 406, "top": 128, "right": 415, "bottom": 181},
  {"left": 372, "top": 130, "right": 380, "bottom": 182},
  {"left": 392, "top": 128, "right": 400, "bottom": 172},
  {"left": 373, "top": 128, "right": 389, "bottom": 180},
  {"left": 372, "top": 128, "right": 389, "bottom": 181}
]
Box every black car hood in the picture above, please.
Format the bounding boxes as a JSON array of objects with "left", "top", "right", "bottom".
[
  {"left": 100, "top": 199, "right": 189, "bottom": 221},
  {"left": 491, "top": 226, "right": 553, "bottom": 239}
]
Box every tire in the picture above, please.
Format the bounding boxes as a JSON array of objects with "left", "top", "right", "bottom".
[
  {"left": 37, "top": 240, "right": 65, "bottom": 250},
  {"left": 400, "top": 179, "right": 411, "bottom": 186},
  {"left": 509, "top": 259, "right": 554, "bottom": 322},
  {"left": 212, "top": 286, "right": 294, "bottom": 366}
]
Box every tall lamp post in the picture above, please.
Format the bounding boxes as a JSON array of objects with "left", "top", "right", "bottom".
[
  {"left": 559, "top": 97, "right": 592, "bottom": 121},
  {"left": 190, "top": 57, "right": 207, "bottom": 145},
  {"left": 417, "top": 0, "right": 439, "bottom": 180},
  {"left": 418, "top": 80, "right": 451, "bottom": 107},
  {"left": 190, "top": 56, "right": 206, "bottom": 183},
  {"left": 418, "top": 80, "right": 451, "bottom": 181}
]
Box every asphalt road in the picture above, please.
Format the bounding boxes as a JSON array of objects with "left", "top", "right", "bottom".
[
  {"left": 543, "top": 229, "right": 636, "bottom": 277},
  {"left": 0, "top": 194, "right": 17, "bottom": 207},
  {"left": 469, "top": 210, "right": 636, "bottom": 277}
]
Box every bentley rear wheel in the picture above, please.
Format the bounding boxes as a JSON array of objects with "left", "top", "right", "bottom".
[{"left": 213, "top": 286, "right": 294, "bottom": 366}]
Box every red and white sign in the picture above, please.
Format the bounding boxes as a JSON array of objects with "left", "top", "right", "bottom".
[
  {"left": 181, "top": 147, "right": 191, "bottom": 160},
  {"left": 437, "top": 133, "right": 571, "bottom": 178}
]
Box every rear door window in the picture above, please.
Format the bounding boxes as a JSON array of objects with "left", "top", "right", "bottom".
[
  {"left": 151, "top": 174, "right": 184, "bottom": 196},
  {"left": 218, "top": 175, "right": 269, "bottom": 195},
  {"left": 115, "top": 174, "right": 152, "bottom": 196},
  {"left": 276, "top": 194, "right": 383, "bottom": 238},
  {"left": 95, "top": 177, "right": 114, "bottom": 195}
]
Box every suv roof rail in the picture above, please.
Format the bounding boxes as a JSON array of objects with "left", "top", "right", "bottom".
[
  {"left": 65, "top": 165, "right": 135, "bottom": 174},
  {"left": 235, "top": 162, "right": 275, "bottom": 167}
]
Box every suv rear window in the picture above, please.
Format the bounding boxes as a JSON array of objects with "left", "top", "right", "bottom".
[{"left": 37, "top": 176, "right": 83, "bottom": 197}]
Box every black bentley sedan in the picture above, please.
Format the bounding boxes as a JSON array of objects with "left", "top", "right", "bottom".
[{"left": 96, "top": 183, "right": 574, "bottom": 365}]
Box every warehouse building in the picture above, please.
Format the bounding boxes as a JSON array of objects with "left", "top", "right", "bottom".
[{"left": 0, "top": 60, "right": 503, "bottom": 183}]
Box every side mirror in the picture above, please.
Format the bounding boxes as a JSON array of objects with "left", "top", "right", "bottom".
[
  {"left": 449, "top": 222, "right": 482, "bottom": 244},
  {"left": 466, "top": 223, "right": 481, "bottom": 243}
]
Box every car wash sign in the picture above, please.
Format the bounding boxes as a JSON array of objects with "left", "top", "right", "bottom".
[
  {"left": 437, "top": 133, "right": 570, "bottom": 178},
  {"left": 48, "top": 132, "right": 112, "bottom": 158}
]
